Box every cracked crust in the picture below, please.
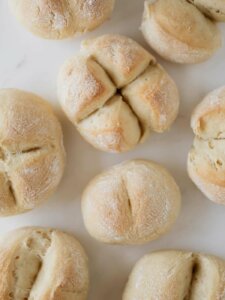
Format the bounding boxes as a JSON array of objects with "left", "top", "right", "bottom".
[
  {"left": 123, "top": 250, "right": 225, "bottom": 300},
  {"left": 188, "top": 86, "right": 225, "bottom": 205},
  {"left": 0, "top": 89, "right": 65, "bottom": 216},
  {"left": 0, "top": 227, "right": 89, "bottom": 300},
  {"left": 58, "top": 34, "right": 180, "bottom": 153},
  {"left": 9, "top": 0, "right": 115, "bottom": 39},
  {"left": 82, "top": 160, "right": 181, "bottom": 245},
  {"left": 141, "top": 0, "right": 221, "bottom": 64}
]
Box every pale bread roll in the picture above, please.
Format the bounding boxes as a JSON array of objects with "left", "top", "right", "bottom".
[
  {"left": 0, "top": 89, "right": 65, "bottom": 216},
  {"left": 58, "top": 34, "right": 180, "bottom": 153},
  {"left": 123, "top": 250, "right": 225, "bottom": 299},
  {"left": 82, "top": 160, "right": 181, "bottom": 245},
  {"left": 188, "top": 86, "right": 225, "bottom": 205},
  {"left": 141, "top": 0, "right": 221, "bottom": 64},
  {"left": 189, "top": 0, "right": 225, "bottom": 21},
  {"left": 9, "top": 0, "right": 115, "bottom": 39},
  {"left": 0, "top": 227, "right": 89, "bottom": 300}
]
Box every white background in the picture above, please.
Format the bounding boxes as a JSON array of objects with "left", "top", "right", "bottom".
[{"left": 0, "top": 1, "right": 225, "bottom": 299}]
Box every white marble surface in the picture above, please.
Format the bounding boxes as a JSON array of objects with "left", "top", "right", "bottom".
[{"left": 0, "top": 1, "right": 225, "bottom": 299}]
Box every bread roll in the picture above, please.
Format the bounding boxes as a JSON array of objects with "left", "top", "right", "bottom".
[
  {"left": 141, "top": 0, "right": 221, "bottom": 64},
  {"left": 188, "top": 86, "right": 225, "bottom": 205},
  {"left": 0, "top": 227, "right": 89, "bottom": 300},
  {"left": 58, "top": 34, "right": 179, "bottom": 153},
  {"left": 0, "top": 89, "right": 65, "bottom": 216},
  {"left": 9, "top": 0, "right": 115, "bottom": 39},
  {"left": 82, "top": 160, "right": 181, "bottom": 245},
  {"left": 189, "top": 0, "right": 225, "bottom": 21},
  {"left": 123, "top": 250, "right": 225, "bottom": 299}
]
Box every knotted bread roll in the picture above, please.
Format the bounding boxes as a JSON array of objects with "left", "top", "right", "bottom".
[
  {"left": 58, "top": 34, "right": 180, "bottom": 153},
  {"left": 141, "top": 0, "right": 222, "bottom": 64},
  {"left": 0, "top": 227, "right": 89, "bottom": 300},
  {"left": 0, "top": 89, "right": 65, "bottom": 216},
  {"left": 9, "top": 0, "right": 115, "bottom": 39},
  {"left": 188, "top": 86, "right": 225, "bottom": 205},
  {"left": 82, "top": 160, "right": 181, "bottom": 245},
  {"left": 123, "top": 250, "right": 225, "bottom": 299}
]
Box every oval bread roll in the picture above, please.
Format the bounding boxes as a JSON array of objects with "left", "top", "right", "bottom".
[
  {"left": 9, "top": 0, "right": 115, "bottom": 39},
  {"left": 189, "top": 0, "right": 225, "bottom": 21},
  {"left": 141, "top": 0, "right": 222, "bottom": 64},
  {"left": 82, "top": 160, "right": 181, "bottom": 245},
  {"left": 0, "top": 227, "right": 89, "bottom": 300},
  {"left": 0, "top": 89, "right": 65, "bottom": 216},
  {"left": 188, "top": 86, "right": 225, "bottom": 205},
  {"left": 123, "top": 250, "right": 225, "bottom": 299},
  {"left": 58, "top": 34, "right": 180, "bottom": 153}
]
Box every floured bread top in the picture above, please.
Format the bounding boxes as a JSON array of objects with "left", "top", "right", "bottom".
[
  {"left": 188, "top": 86, "right": 225, "bottom": 205},
  {"left": 0, "top": 227, "right": 89, "bottom": 300},
  {"left": 123, "top": 250, "right": 225, "bottom": 299},
  {"left": 9, "top": 0, "right": 115, "bottom": 39},
  {"left": 58, "top": 34, "right": 180, "bottom": 153},
  {"left": 0, "top": 89, "right": 65, "bottom": 216},
  {"left": 141, "top": 0, "right": 222, "bottom": 64},
  {"left": 82, "top": 160, "right": 181, "bottom": 245}
]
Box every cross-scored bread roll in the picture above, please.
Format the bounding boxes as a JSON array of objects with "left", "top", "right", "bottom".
[
  {"left": 141, "top": 0, "right": 222, "bottom": 64},
  {"left": 0, "top": 227, "right": 89, "bottom": 300},
  {"left": 58, "top": 34, "right": 179, "bottom": 153},
  {"left": 9, "top": 0, "right": 115, "bottom": 39},
  {"left": 188, "top": 86, "right": 225, "bottom": 205},
  {"left": 82, "top": 160, "right": 181, "bottom": 245},
  {"left": 0, "top": 89, "right": 65, "bottom": 216},
  {"left": 123, "top": 250, "right": 225, "bottom": 299}
]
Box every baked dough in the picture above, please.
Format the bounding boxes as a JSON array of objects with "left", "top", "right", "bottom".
[
  {"left": 9, "top": 0, "right": 115, "bottom": 39},
  {"left": 0, "top": 89, "right": 65, "bottom": 216},
  {"left": 188, "top": 86, "right": 225, "bottom": 205},
  {"left": 58, "top": 34, "right": 179, "bottom": 153},
  {"left": 141, "top": 0, "right": 222, "bottom": 64},
  {"left": 189, "top": 0, "right": 225, "bottom": 21},
  {"left": 123, "top": 250, "right": 225, "bottom": 299},
  {"left": 82, "top": 160, "right": 181, "bottom": 245},
  {"left": 0, "top": 227, "right": 89, "bottom": 300}
]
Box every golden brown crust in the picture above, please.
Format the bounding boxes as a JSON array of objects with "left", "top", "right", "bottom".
[
  {"left": 82, "top": 160, "right": 181, "bottom": 244},
  {"left": 81, "top": 34, "right": 154, "bottom": 88},
  {"left": 188, "top": 86, "right": 225, "bottom": 205},
  {"left": 0, "top": 227, "right": 89, "bottom": 300},
  {"left": 0, "top": 89, "right": 65, "bottom": 216},
  {"left": 9, "top": 0, "right": 115, "bottom": 39},
  {"left": 123, "top": 250, "right": 225, "bottom": 299},
  {"left": 122, "top": 64, "right": 179, "bottom": 133},
  {"left": 58, "top": 34, "right": 180, "bottom": 153},
  {"left": 189, "top": 0, "right": 225, "bottom": 22},
  {"left": 141, "top": 0, "right": 221, "bottom": 64}
]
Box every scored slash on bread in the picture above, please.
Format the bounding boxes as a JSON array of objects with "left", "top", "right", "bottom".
[
  {"left": 0, "top": 227, "right": 89, "bottom": 300},
  {"left": 123, "top": 250, "right": 225, "bottom": 299},
  {"left": 82, "top": 160, "right": 181, "bottom": 245},
  {"left": 141, "top": 0, "right": 223, "bottom": 64},
  {"left": 58, "top": 34, "right": 180, "bottom": 153}
]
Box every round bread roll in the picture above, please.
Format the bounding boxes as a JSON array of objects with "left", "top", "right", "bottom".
[
  {"left": 0, "top": 227, "right": 89, "bottom": 300},
  {"left": 189, "top": 0, "right": 225, "bottom": 21},
  {"left": 188, "top": 86, "right": 225, "bottom": 205},
  {"left": 0, "top": 89, "right": 65, "bottom": 216},
  {"left": 58, "top": 34, "right": 180, "bottom": 153},
  {"left": 9, "top": 0, "right": 115, "bottom": 39},
  {"left": 141, "top": 0, "right": 222, "bottom": 64},
  {"left": 123, "top": 250, "right": 225, "bottom": 299},
  {"left": 82, "top": 160, "right": 181, "bottom": 245}
]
